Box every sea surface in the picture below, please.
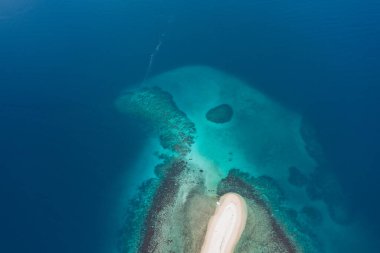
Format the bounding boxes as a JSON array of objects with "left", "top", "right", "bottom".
[{"left": 1, "top": 0, "right": 379, "bottom": 252}]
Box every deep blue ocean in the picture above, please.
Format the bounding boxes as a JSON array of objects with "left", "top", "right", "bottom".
[{"left": 1, "top": 1, "right": 379, "bottom": 252}]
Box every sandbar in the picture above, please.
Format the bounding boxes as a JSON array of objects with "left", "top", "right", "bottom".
[{"left": 200, "top": 193, "right": 248, "bottom": 253}]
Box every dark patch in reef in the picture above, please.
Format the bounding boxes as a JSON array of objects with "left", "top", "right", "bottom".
[{"left": 205, "top": 103, "right": 233, "bottom": 123}]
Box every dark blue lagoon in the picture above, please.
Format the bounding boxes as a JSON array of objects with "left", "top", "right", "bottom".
[{"left": 1, "top": 1, "right": 379, "bottom": 252}]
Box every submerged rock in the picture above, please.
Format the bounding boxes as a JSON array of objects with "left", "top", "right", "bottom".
[{"left": 205, "top": 103, "right": 233, "bottom": 123}]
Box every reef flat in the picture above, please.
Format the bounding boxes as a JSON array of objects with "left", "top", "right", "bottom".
[{"left": 116, "top": 66, "right": 368, "bottom": 253}]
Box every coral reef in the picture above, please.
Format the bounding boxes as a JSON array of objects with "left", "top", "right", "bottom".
[
  {"left": 118, "top": 178, "right": 160, "bottom": 253},
  {"left": 115, "top": 87, "right": 196, "bottom": 155},
  {"left": 217, "top": 170, "right": 297, "bottom": 253},
  {"left": 138, "top": 159, "right": 188, "bottom": 252},
  {"left": 217, "top": 169, "right": 322, "bottom": 253},
  {"left": 115, "top": 75, "right": 332, "bottom": 253},
  {"left": 120, "top": 164, "right": 323, "bottom": 253},
  {"left": 134, "top": 157, "right": 215, "bottom": 253}
]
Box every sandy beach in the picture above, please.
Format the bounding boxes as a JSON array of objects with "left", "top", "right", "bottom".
[{"left": 200, "top": 193, "right": 248, "bottom": 253}]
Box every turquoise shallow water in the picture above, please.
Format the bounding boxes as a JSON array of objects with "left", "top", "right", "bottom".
[{"left": 0, "top": 1, "right": 379, "bottom": 252}]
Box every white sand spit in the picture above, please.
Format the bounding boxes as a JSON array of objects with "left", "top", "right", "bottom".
[{"left": 201, "top": 193, "right": 247, "bottom": 253}]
